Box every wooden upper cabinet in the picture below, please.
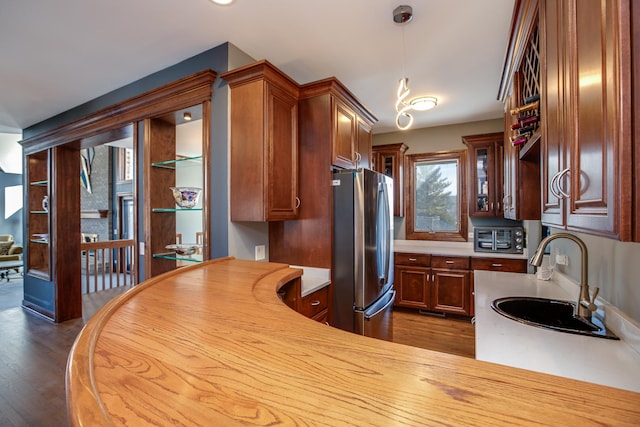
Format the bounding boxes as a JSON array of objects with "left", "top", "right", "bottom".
[
  {"left": 372, "top": 143, "right": 408, "bottom": 217},
  {"left": 463, "top": 133, "right": 504, "bottom": 217},
  {"left": 222, "top": 60, "right": 300, "bottom": 221},
  {"left": 540, "top": 0, "right": 632, "bottom": 240}
]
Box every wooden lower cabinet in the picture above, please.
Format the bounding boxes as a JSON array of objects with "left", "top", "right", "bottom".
[
  {"left": 278, "top": 279, "right": 329, "bottom": 323},
  {"left": 395, "top": 253, "right": 471, "bottom": 316},
  {"left": 470, "top": 257, "right": 528, "bottom": 273},
  {"left": 299, "top": 286, "right": 329, "bottom": 322},
  {"left": 395, "top": 253, "right": 528, "bottom": 317}
]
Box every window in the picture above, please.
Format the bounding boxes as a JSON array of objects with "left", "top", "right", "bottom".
[
  {"left": 405, "top": 150, "right": 467, "bottom": 241},
  {"left": 117, "top": 147, "right": 134, "bottom": 183}
]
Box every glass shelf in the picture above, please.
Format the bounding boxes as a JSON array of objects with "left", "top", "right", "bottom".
[
  {"left": 152, "top": 207, "right": 203, "bottom": 213},
  {"left": 151, "top": 155, "right": 202, "bottom": 169},
  {"left": 29, "top": 180, "right": 49, "bottom": 186},
  {"left": 30, "top": 210, "right": 49, "bottom": 214},
  {"left": 152, "top": 252, "right": 202, "bottom": 263},
  {"left": 30, "top": 239, "right": 49, "bottom": 244}
]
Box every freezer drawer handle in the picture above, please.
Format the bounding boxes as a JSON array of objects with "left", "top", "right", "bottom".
[{"left": 364, "top": 290, "right": 396, "bottom": 320}]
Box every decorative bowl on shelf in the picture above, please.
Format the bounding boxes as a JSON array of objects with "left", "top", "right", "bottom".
[
  {"left": 170, "top": 187, "right": 201, "bottom": 209},
  {"left": 165, "top": 244, "right": 201, "bottom": 256}
]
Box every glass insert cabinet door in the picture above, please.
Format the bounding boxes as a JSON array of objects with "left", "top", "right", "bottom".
[{"left": 475, "top": 148, "right": 489, "bottom": 212}]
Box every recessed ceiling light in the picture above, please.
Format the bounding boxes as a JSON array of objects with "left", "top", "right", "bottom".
[
  {"left": 183, "top": 112, "right": 192, "bottom": 121},
  {"left": 210, "top": 0, "right": 235, "bottom": 5},
  {"left": 410, "top": 96, "right": 438, "bottom": 111}
]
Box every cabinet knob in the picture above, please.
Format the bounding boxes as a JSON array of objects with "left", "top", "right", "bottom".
[
  {"left": 408, "top": 258, "right": 417, "bottom": 261},
  {"left": 491, "top": 263, "right": 503, "bottom": 268},
  {"left": 295, "top": 196, "right": 301, "bottom": 209},
  {"left": 311, "top": 300, "right": 320, "bottom": 306},
  {"left": 445, "top": 260, "right": 454, "bottom": 264}
]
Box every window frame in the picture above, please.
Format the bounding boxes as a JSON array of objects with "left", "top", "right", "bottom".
[{"left": 405, "top": 150, "right": 468, "bottom": 242}]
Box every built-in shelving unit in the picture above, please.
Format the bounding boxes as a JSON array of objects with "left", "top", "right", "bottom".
[
  {"left": 26, "top": 151, "right": 51, "bottom": 280},
  {"left": 143, "top": 104, "right": 209, "bottom": 278}
]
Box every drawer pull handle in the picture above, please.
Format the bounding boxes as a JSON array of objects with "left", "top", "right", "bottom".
[
  {"left": 408, "top": 258, "right": 417, "bottom": 261},
  {"left": 445, "top": 260, "right": 455, "bottom": 264},
  {"left": 492, "top": 263, "right": 503, "bottom": 268},
  {"left": 311, "top": 301, "right": 321, "bottom": 306}
]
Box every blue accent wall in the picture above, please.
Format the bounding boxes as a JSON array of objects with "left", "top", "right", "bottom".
[{"left": 23, "top": 42, "right": 233, "bottom": 287}]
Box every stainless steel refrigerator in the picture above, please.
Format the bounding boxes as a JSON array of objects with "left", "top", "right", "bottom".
[{"left": 332, "top": 168, "right": 395, "bottom": 340}]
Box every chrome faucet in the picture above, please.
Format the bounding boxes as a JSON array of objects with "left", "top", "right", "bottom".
[{"left": 530, "top": 233, "right": 599, "bottom": 318}]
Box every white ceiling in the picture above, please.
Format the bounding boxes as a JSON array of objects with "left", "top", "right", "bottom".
[{"left": 0, "top": 0, "right": 514, "bottom": 136}]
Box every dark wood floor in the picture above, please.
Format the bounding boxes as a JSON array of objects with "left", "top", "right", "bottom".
[
  {"left": 0, "top": 281, "right": 475, "bottom": 426},
  {"left": 392, "top": 307, "right": 476, "bottom": 358},
  {"left": 0, "top": 279, "right": 129, "bottom": 426}
]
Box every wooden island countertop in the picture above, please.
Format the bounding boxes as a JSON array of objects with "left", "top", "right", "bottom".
[{"left": 66, "top": 258, "right": 640, "bottom": 426}]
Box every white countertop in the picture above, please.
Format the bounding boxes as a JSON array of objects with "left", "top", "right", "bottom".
[
  {"left": 475, "top": 270, "right": 640, "bottom": 392},
  {"left": 394, "top": 239, "right": 528, "bottom": 259},
  {"left": 290, "top": 265, "right": 331, "bottom": 297}
]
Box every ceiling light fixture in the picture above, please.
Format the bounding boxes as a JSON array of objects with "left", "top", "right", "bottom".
[
  {"left": 210, "top": 0, "right": 235, "bottom": 5},
  {"left": 393, "top": 5, "right": 437, "bottom": 130},
  {"left": 410, "top": 96, "right": 438, "bottom": 111},
  {"left": 183, "top": 112, "right": 192, "bottom": 121}
]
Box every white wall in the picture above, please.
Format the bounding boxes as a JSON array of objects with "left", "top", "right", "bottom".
[
  {"left": 548, "top": 229, "right": 640, "bottom": 324},
  {"left": 225, "top": 44, "right": 269, "bottom": 262}
]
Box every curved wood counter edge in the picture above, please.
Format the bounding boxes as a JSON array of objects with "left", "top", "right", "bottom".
[
  {"left": 65, "top": 257, "right": 300, "bottom": 426},
  {"left": 66, "top": 258, "right": 640, "bottom": 426}
]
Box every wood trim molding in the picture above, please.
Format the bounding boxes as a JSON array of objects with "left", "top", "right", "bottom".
[
  {"left": 20, "top": 69, "right": 217, "bottom": 154},
  {"left": 299, "top": 77, "right": 378, "bottom": 125}
]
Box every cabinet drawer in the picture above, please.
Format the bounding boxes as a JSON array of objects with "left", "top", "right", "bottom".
[
  {"left": 431, "top": 255, "right": 470, "bottom": 270},
  {"left": 299, "top": 286, "right": 329, "bottom": 318},
  {"left": 395, "top": 252, "right": 431, "bottom": 267},
  {"left": 471, "top": 257, "right": 527, "bottom": 273}
]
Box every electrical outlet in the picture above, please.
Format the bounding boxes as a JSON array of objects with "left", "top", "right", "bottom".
[
  {"left": 555, "top": 254, "right": 569, "bottom": 266},
  {"left": 255, "top": 245, "right": 266, "bottom": 261},
  {"left": 139, "top": 242, "right": 145, "bottom": 255}
]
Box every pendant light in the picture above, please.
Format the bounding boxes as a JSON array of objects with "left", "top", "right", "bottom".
[{"left": 393, "top": 5, "right": 438, "bottom": 130}]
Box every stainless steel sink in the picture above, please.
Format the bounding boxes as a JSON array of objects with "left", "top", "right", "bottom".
[{"left": 491, "top": 296, "right": 619, "bottom": 340}]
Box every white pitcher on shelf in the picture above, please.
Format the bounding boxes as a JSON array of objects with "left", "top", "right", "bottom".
[{"left": 42, "top": 195, "right": 48, "bottom": 212}]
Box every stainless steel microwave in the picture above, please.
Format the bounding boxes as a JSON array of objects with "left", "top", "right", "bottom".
[{"left": 473, "top": 226, "right": 524, "bottom": 254}]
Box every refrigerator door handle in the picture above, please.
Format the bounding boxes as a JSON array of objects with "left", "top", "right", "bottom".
[
  {"left": 364, "top": 290, "right": 396, "bottom": 320},
  {"left": 376, "top": 181, "right": 391, "bottom": 285}
]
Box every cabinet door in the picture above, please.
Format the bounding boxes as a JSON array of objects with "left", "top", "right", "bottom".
[
  {"left": 562, "top": 0, "right": 631, "bottom": 239},
  {"left": 463, "top": 134, "right": 504, "bottom": 217},
  {"left": 372, "top": 143, "right": 408, "bottom": 217},
  {"left": 541, "top": 0, "right": 632, "bottom": 239},
  {"left": 356, "top": 117, "right": 372, "bottom": 169},
  {"left": 395, "top": 266, "right": 430, "bottom": 309},
  {"left": 266, "top": 83, "right": 299, "bottom": 220},
  {"left": 431, "top": 269, "right": 470, "bottom": 315},
  {"left": 540, "top": 0, "right": 566, "bottom": 227},
  {"left": 332, "top": 98, "right": 356, "bottom": 169}
]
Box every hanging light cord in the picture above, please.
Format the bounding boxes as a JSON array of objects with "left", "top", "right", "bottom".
[{"left": 395, "top": 22, "right": 413, "bottom": 130}]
